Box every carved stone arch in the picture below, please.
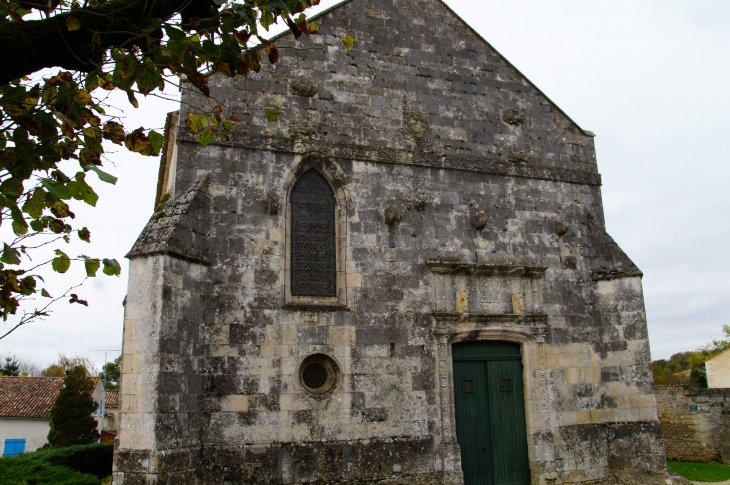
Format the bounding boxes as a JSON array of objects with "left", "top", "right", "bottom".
[
  {"left": 433, "top": 325, "right": 544, "bottom": 474},
  {"left": 284, "top": 152, "right": 350, "bottom": 202},
  {"left": 449, "top": 328, "right": 538, "bottom": 347},
  {"left": 283, "top": 153, "right": 349, "bottom": 308}
]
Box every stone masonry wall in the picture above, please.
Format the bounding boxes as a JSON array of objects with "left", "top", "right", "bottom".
[
  {"left": 115, "top": 0, "right": 667, "bottom": 484},
  {"left": 656, "top": 386, "right": 730, "bottom": 462}
]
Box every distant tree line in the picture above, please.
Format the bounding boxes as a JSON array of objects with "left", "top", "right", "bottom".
[
  {"left": 653, "top": 325, "right": 730, "bottom": 388},
  {"left": 0, "top": 351, "right": 120, "bottom": 389}
]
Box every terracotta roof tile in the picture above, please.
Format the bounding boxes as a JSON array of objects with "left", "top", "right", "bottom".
[
  {"left": 0, "top": 377, "right": 64, "bottom": 419},
  {"left": 105, "top": 389, "right": 119, "bottom": 406}
]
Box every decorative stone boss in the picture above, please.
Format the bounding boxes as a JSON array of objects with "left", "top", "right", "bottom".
[{"left": 114, "top": 1, "right": 670, "bottom": 484}]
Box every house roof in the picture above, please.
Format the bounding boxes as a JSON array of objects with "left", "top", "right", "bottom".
[
  {"left": 105, "top": 389, "right": 119, "bottom": 407},
  {"left": 0, "top": 377, "right": 64, "bottom": 419}
]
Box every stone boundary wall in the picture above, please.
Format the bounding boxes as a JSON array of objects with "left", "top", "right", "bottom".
[{"left": 656, "top": 386, "right": 730, "bottom": 462}]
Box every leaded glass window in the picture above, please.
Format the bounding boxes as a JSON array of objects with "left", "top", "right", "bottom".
[{"left": 290, "top": 170, "right": 337, "bottom": 297}]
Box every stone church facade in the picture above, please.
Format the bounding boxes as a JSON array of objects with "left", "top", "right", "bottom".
[{"left": 114, "top": 1, "right": 670, "bottom": 484}]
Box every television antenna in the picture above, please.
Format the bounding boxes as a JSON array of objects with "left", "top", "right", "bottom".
[{"left": 89, "top": 349, "right": 122, "bottom": 365}]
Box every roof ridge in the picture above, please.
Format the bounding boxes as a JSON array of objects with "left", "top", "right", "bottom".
[{"left": 0, "top": 376, "right": 64, "bottom": 379}]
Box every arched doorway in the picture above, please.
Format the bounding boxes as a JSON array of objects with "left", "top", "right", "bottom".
[{"left": 452, "top": 341, "right": 530, "bottom": 485}]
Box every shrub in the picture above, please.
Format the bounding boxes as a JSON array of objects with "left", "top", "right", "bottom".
[
  {"left": 0, "top": 443, "right": 113, "bottom": 484},
  {"left": 47, "top": 366, "right": 100, "bottom": 447},
  {"left": 35, "top": 443, "right": 114, "bottom": 479}
]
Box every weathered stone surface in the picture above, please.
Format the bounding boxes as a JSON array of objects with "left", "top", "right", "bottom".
[
  {"left": 115, "top": 0, "right": 666, "bottom": 484},
  {"left": 656, "top": 386, "right": 730, "bottom": 463}
]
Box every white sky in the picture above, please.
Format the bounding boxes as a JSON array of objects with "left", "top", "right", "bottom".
[{"left": 2, "top": 0, "right": 728, "bottom": 368}]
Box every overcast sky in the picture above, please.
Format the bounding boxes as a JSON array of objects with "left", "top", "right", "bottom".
[{"left": 2, "top": 0, "right": 728, "bottom": 369}]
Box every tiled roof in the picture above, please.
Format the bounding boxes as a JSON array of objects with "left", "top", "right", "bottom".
[
  {"left": 105, "top": 389, "right": 119, "bottom": 407},
  {"left": 0, "top": 377, "right": 64, "bottom": 419}
]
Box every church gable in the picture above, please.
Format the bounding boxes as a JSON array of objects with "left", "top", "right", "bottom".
[{"left": 190, "top": 0, "right": 597, "bottom": 185}]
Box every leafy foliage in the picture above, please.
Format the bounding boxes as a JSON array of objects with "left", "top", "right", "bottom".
[
  {"left": 652, "top": 325, "right": 730, "bottom": 388},
  {"left": 48, "top": 365, "right": 100, "bottom": 447},
  {"left": 41, "top": 352, "right": 97, "bottom": 377},
  {"left": 0, "top": 0, "right": 354, "bottom": 338},
  {"left": 99, "top": 355, "right": 121, "bottom": 390},
  {"left": 1, "top": 354, "right": 20, "bottom": 375},
  {"left": 0, "top": 351, "right": 41, "bottom": 375},
  {"left": 39, "top": 443, "right": 114, "bottom": 479},
  {"left": 0, "top": 445, "right": 105, "bottom": 485},
  {"left": 652, "top": 351, "right": 693, "bottom": 386}
]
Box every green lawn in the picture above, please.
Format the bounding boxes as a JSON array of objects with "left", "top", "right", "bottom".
[{"left": 668, "top": 461, "right": 730, "bottom": 482}]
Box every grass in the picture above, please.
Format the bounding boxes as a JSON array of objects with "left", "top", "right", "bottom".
[
  {"left": 668, "top": 461, "right": 730, "bottom": 482},
  {"left": 0, "top": 443, "right": 113, "bottom": 485}
]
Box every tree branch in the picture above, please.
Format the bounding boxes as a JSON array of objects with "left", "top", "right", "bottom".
[{"left": 0, "top": 0, "right": 215, "bottom": 84}]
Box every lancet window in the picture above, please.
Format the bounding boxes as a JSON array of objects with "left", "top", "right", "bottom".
[{"left": 290, "top": 170, "right": 337, "bottom": 297}]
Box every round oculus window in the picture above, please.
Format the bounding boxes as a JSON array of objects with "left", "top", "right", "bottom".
[{"left": 299, "top": 354, "right": 339, "bottom": 395}]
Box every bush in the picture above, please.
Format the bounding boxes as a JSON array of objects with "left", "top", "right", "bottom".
[
  {"left": 0, "top": 443, "right": 113, "bottom": 485},
  {"left": 35, "top": 443, "right": 114, "bottom": 479},
  {"left": 0, "top": 454, "right": 99, "bottom": 485}
]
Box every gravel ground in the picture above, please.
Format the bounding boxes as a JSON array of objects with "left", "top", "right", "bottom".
[{"left": 692, "top": 481, "right": 730, "bottom": 485}]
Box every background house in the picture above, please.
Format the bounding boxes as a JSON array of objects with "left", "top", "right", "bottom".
[
  {"left": 703, "top": 349, "right": 730, "bottom": 388},
  {"left": 103, "top": 389, "right": 119, "bottom": 432},
  {"left": 0, "top": 376, "right": 105, "bottom": 455},
  {"left": 0, "top": 377, "right": 63, "bottom": 455}
]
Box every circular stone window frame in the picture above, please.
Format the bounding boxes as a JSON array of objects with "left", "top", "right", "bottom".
[{"left": 298, "top": 354, "right": 340, "bottom": 397}]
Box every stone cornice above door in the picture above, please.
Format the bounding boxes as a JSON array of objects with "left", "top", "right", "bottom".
[{"left": 425, "top": 261, "right": 547, "bottom": 278}]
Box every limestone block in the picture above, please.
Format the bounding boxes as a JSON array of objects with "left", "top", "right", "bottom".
[
  {"left": 220, "top": 395, "right": 249, "bottom": 412},
  {"left": 328, "top": 326, "right": 356, "bottom": 346}
]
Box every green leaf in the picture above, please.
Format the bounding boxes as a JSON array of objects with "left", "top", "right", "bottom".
[
  {"left": 102, "top": 258, "right": 121, "bottom": 276},
  {"left": 12, "top": 220, "right": 28, "bottom": 236},
  {"left": 52, "top": 249, "right": 71, "bottom": 274},
  {"left": 68, "top": 172, "right": 99, "bottom": 206},
  {"left": 186, "top": 112, "right": 208, "bottom": 134},
  {"left": 30, "top": 219, "right": 44, "bottom": 232},
  {"left": 84, "top": 137, "right": 104, "bottom": 154},
  {"left": 66, "top": 16, "right": 81, "bottom": 31},
  {"left": 10, "top": 207, "right": 28, "bottom": 236},
  {"left": 1, "top": 244, "right": 20, "bottom": 265},
  {"left": 41, "top": 288, "right": 52, "bottom": 298},
  {"left": 343, "top": 34, "right": 355, "bottom": 51},
  {"left": 84, "top": 257, "right": 100, "bottom": 277},
  {"left": 196, "top": 128, "right": 214, "bottom": 146},
  {"left": 202, "top": 39, "right": 222, "bottom": 60},
  {"left": 0, "top": 178, "right": 24, "bottom": 199},
  {"left": 149, "top": 130, "right": 164, "bottom": 155},
  {"left": 85, "top": 72, "right": 99, "bottom": 91},
  {"left": 22, "top": 188, "right": 46, "bottom": 219},
  {"left": 222, "top": 120, "right": 233, "bottom": 131},
  {"left": 78, "top": 227, "right": 91, "bottom": 243},
  {"left": 41, "top": 179, "right": 71, "bottom": 200},
  {"left": 265, "top": 107, "right": 279, "bottom": 122},
  {"left": 83, "top": 165, "right": 118, "bottom": 185},
  {"left": 164, "top": 25, "right": 186, "bottom": 41}
]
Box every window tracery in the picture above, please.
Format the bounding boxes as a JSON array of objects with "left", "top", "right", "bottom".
[{"left": 290, "top": 170, "right": 337, "bottom": 297}]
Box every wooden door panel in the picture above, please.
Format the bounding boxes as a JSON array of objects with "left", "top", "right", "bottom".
[
  {"left": 453, "top": 361, "right": 492, "bottom": 485},
  {"left": 487, "top": 359, "right": 530, "bottom": 485},
  {"left": 453, "top": 342, "right": 530, "bottom": 485}
]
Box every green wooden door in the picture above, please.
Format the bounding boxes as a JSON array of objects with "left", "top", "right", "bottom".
[{"left": 453, "top": 342, "right": 530, "bottom": 485}]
